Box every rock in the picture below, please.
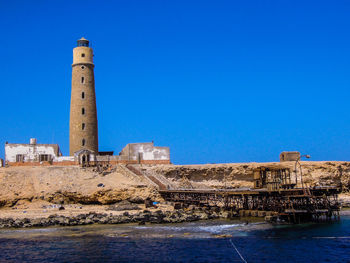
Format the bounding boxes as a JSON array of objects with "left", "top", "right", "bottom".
[
  {"left": 98, "top": 217, "right": 109, "bottom": 224},
  {"left": 219, "top": 211, "right": 230, "bottom": 218},
  {"left": 187, "top": 205, "right": 196, "bottom": 211},
  {"left": 174, "top": 203, "right": 182, "bottom": 209},
  {"left": 144, "top": 198, "right": 154, "bottom": 208},
  {"left": 97, "top": 183, "right": 105, "bottom": 187},
  {"left": 129, "top": 197, "right": 144, "bottom": 204},
  {"left": 212, "top": 206, "right": 220, "bottom": 213},
  {"left": 85, "top": 219, "right": 93, "bottom": 224},
  {"left": 31, "top": 218, "right": 43, "bottom": 226}
]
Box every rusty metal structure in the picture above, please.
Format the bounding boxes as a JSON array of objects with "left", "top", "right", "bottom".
[{"left": 159, "top": 165, "right": 341, "bottom": 223}]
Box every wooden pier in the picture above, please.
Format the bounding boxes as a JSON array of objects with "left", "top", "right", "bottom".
[{"left": 159, "top": 166, "right": 341, "bottom": 223}]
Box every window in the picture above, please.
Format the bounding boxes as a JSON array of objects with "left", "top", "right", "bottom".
[
  {"left": 16, "top": 154, "right": 24, "bottom": 162},
  {"left": 39, "top": 154, "right": 50, "bottom": 162},
  {"left": 81, "top": 53, "right": 85, "bottom": 57},
  {"left": 81, "top": 77, "right": 85, "bottom": 84},
  {"left": 82, "top": 123, "right": 85, "bottom": 130},
  {"left": 81, "top": 65, "right": 85, "bottom": 70},
  {"left": 82, "top": 92, "right": 85, "bottom": 99},
  {"left": 82, "top": 108, "right": 85, "bottom": 115},
  {"left": 82, "top": 139, "right": 86, "bottom": 146}
]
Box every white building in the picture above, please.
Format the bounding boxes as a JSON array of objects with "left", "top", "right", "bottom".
[
  {"left": 119, "top": 142, "right": 170, "bottom": 163},
  {"left": 4, "top": 139, "right": 170, "bottom": 166},
  {"left": 5, "top": 138, "right": 62, "bottom": 163}
]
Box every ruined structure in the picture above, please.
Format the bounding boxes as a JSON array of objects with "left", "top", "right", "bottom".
[
  {"left": 119, "top": 142, "right": 170, "bottom": 164},
  {"left": 160, "top": 164, "right": 341, "bottom": 223},
  {"left": 4, "top": 140, "right": 170, "bottom": 166},
  {"left": 253, "top": 166, "right": 295, "bottom": 190},
  {"left": 4, "top": 138, "right": 64, "bottom": 164},
  {"left": 280, "top": 151, "right": 300, "bottom": 162},
  {"left": 69, "top": 37, "right": 98, "bottom": 155},
  {"left": 92, "top": 142, "right": 170, "bottom": 165}
]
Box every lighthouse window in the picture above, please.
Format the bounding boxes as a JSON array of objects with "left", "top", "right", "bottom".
[
  {"left": 82, "top": 139, "right": 86, "bottom": 146},
  {"left": 81, "top": 53, "right": 85, "bottom": 57},
  {"left": 82, "top": 123, "right": 85, "bottom": 130},
  {"left": 82, "top": 108, "right": 85, "bottom": 115},
  {"left": 82, "top": 92, "right": 85, "bottom": 99},
  {"left": 81, "top": 66, "right": 85, "bottom": 70},
  {"left": 81, "top": 77, "right": 85, "bottom": 84}
]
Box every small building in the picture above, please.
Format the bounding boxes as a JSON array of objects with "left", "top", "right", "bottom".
[
  {"left": 74, "top": 149, "right": 96, "bottom": 166},
  {"left": 119, "top": 142, "right": 170, "bottom": 164},
  {"left": 5, "top": 138, "right": 62, "bottom": 164},
  {"left": 280, "top": 151, "right": 300, "bottom": 162},
  {"left": 0, "top": 159, "right": 3, "bottom": 167}
]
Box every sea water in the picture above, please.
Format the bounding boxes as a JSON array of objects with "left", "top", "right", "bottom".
[{"left": 0, "top": 215, "right": 349, "bottom": 262}]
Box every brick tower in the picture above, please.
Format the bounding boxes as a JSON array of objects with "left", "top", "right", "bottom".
[{"left": 69, "top": 37, "right": 98, "bottom": 155}]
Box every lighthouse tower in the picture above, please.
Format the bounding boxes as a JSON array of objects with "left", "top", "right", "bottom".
[{"left": 69, "top": 37, "right": 98, "bottom": 155}]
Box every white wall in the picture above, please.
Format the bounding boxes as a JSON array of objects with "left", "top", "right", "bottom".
[
  {"left": 5, "top": 144, "right": 59, "bottom": 162},
  {"left": 54, "top": 156, "right": 75, "bottom": 162},
  {"left": 128, "top": 143, "right": 170, "bottom": 161}
]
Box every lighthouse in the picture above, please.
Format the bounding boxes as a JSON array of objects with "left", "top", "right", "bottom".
[{"left": 69, "top": 37, "right": 98, "bottom": 155}]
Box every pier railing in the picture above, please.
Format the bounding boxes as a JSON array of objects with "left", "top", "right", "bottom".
[{"left": 159, "top": 186, "right": 341, "bottom": 223}]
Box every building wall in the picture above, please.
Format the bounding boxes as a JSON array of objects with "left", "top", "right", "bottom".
[
  {"left": 120, "top": 142, "right": 170, "bottom": 161},
  {"left": 280, "top": 151, "right": 300, "bottom": 162},
  {"left": 4, "top": 140, "right": 171, "bottom": 166},
  {"left": 5, "top": 144, "right": 60, "bottom": 163},
  {"left": 55, "top": 156, "right": 75, "bottom": 162},
  {"left": 6, "top": 161, "right": 77, "bottom": 166},
  {"left": 7, "top": 159, "right": 170, "bottom": 166}
]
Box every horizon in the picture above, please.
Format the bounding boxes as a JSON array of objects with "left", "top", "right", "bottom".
[{"left": 1, "top": 1, "right": 350, "bottom": 164}]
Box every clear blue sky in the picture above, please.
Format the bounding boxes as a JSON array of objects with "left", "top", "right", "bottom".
[{"left": 1, "top": 0, "right": 350, "bottom": 164}]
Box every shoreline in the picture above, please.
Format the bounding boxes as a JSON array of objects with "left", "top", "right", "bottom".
[
  {"left": 0, "top": 207, "right": 224, "bottom": 229},
  {"left": 1, "top": 206, "right": 349, "bottom": 230},
  {"left": 0, "top": 163, "right": 349, "bottom": 229},
  {"left": 0, "top": 194, "right": 349, "bottom": 229}
]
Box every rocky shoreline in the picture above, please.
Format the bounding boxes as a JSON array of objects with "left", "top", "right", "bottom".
[
  {"left": 2, "top": 206, "right": 349, "bottom": 229},
  {"left": 0, "top": 208, "right": 227, "bottom": 229}
]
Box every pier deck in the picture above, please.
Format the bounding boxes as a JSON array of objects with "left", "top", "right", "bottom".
[{"left": 159, "top": 186, "right": 341, "bottom": 223}]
